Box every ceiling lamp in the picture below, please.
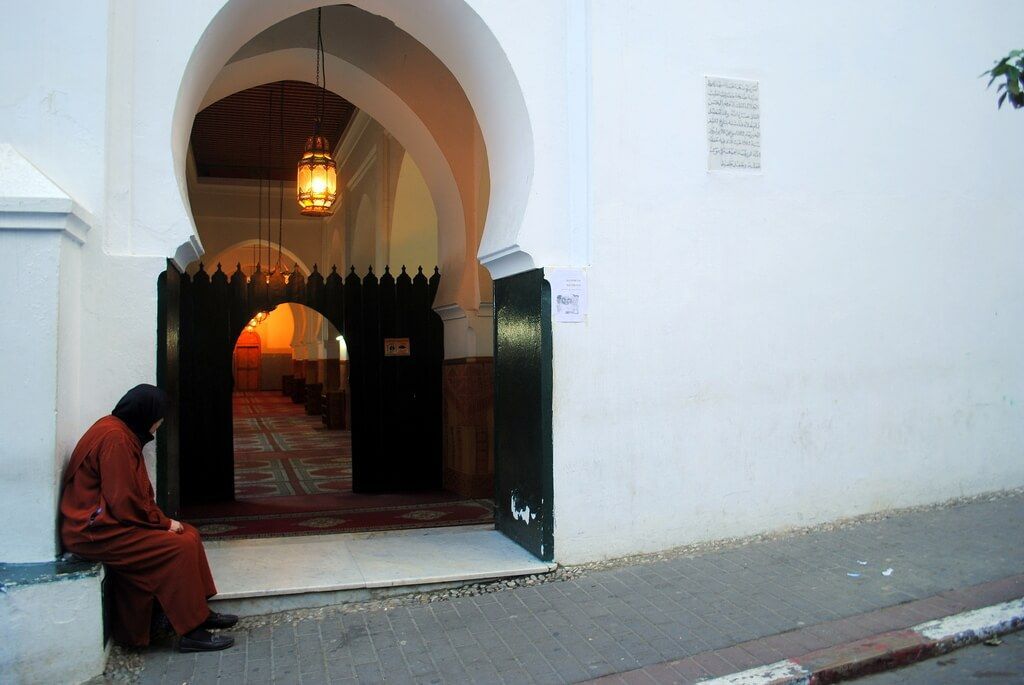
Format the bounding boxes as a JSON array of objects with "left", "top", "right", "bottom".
[{"left": 297, "top": 8, "right": 338, "bottom": 216}]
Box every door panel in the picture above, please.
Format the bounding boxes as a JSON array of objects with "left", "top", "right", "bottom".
[
  {"left": 156, "top": 261, "right": 182, "bottom": 517},
  {"left": 234, "top": 345, "right": 261, "bottom": 391},
  {"left": 493, "top": 269, "right": 553, "bottom": 561},
  {"left": 234, "top": 331, "right": 262, "bottom": 392}
]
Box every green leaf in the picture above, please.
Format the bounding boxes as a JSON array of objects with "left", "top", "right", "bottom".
[
  {"left": 982, "top": 50, "right": 1024, "bottom": 108},
  {"left": 982, "top": 60, "right": 1010, "bottom": 79},
  {"left": 986, "top": 65, "right": 1008, "bottom": 85}
]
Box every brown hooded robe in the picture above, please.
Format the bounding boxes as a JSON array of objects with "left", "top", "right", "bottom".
[{"left": 60, "top": 395, "right": 217, "bottom": 646}]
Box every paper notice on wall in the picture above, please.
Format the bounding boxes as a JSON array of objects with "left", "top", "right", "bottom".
[
  {"left": 706, "top": 76, "right": 761, "bottom": 172},
  {"left": 547, "top": 268, "right": 587, "bottom": 323}
]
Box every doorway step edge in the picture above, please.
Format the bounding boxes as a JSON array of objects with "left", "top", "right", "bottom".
[{"left": 204, "top": 525, "right": 555, "bottom": 617}]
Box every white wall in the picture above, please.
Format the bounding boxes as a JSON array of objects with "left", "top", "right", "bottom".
[
  {"left": 551, "top": 0, "right": 1024, "bottom": 562},
  {"left": 0, "top": 229, "right": 64, "bottom": 562},
  {"left": 0, "top": 572, "right": 105, "bottom": 684},
  {"left": 0, "top": 2, "right": 108, "bottom": 216},
  {"left": 1, "top": 0, "right": 1021, "bottom": 578}
]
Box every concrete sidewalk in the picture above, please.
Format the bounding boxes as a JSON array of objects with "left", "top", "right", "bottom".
[
  {"left": 590, "top": 577, "right": 1024, "bottom": 684},
  {"left": 128, "top": 491, "right": 1024, "bottom": 684}
]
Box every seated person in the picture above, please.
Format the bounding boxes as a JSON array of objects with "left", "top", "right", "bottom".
[{"left": 60, "top": 384, "right": 236, "bottom": 652}]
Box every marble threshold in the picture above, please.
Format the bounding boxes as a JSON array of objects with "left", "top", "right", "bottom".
[{"left": 205, "top": 525, "right": 556, "bottom": 616}]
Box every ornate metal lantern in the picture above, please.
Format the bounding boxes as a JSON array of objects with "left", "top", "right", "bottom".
[
  {"left": 297, "top": 133, "right": 337, "bottom": 216},
  {"left": 296, "top": 8, "right": 338, "bottom": 216}
]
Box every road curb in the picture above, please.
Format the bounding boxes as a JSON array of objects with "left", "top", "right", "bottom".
[{"left": 700, "top": 598, "right": 1024, "bottom": 684}]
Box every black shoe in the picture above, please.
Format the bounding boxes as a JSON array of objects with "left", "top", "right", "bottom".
[
  {"left": 202, "top": 610, "right": 239, "bottom": 629},
  {"left": 179, "top": 628, "right": 235, "bottom": 652}
]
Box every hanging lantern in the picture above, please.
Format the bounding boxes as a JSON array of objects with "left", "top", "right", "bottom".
[
  {"left": 297, "top": 8, "right": 338, "bottom": 217},
  {"left": 297, "top": 133, "right": 337, "bottom": 216}
]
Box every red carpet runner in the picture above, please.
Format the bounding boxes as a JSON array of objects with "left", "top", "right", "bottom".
[{"left": 183, "top": 391, "right": 493, "bottom": 540}]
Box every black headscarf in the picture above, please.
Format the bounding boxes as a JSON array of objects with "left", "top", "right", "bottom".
[{"left": 112, "top": 384, "right": 169, "bottom": 446}]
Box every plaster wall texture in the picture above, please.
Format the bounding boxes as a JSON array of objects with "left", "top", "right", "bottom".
[
  {"left": 76, "top": 243, "right": 167, "bottom": 489},
  {"left": 550, "top": 0, "right": 1024, "bottom": 563},
  {"left": 0, "top": 231, "right": 63, "bottom": 562},
  {"left": 56, "top": 229, "right": 83, "bottom": 532},
  {"left": 0, "top": 574, "right": 106, "bottom": 684},
  {"left": 0, "top": 144, "right": 92, "bottom": 563},
  {"left": 0, "top": 2, "right": 108, "bottom": 216},
  {"left": 391, "top": 151, "right": 440, "bottom": 274}
]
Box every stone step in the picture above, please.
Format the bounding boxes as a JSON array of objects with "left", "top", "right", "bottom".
[{"left": 204, "top": 525, "right": 555, "bottom": 616}]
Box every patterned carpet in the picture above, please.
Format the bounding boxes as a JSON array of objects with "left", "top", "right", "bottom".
[{"left": 183, "top": 391, "right": 494, "bottom": 540}]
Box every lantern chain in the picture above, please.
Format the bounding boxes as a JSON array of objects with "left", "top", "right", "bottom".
[{"left": 277, "top": 80, "right": 285, "bottom": 274}]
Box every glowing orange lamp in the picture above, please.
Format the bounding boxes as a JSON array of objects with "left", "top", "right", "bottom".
[
  {"left": 296, "top": 8, "right": 338, "bottom": 217},
  {"left": 297, "top": 134, "right": 337, "bottom": 216}
]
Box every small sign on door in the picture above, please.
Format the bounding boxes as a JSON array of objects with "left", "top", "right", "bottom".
[{"left": 384, "top": 338, "right": 411, "bottom": 356}]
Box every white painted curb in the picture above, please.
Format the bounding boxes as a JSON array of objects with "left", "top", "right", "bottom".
[
  {"left": 915, "top": 598, "right": 1024, "bottom": 642},
  {"left": 698, "top": 598, "right": 1024, "bottom": 685}
]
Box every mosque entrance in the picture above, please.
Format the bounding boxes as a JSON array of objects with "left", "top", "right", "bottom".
[
  {"left": 158, "top": 260, "right": 494, "bottom": 538},
  {"left": 163, "top": 2, "right": 553, "bottom": 561}
]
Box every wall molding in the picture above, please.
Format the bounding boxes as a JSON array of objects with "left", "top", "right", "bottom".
[
  {"left": 336, "top": 109, "right": 373, "bottom": 170},
  {"left": 0, "top": 145, "right": 92, "bottom": 245},
  {"left": 478, "top": 244, "right": 535, "bottom": 280},
  {"left": 346, "top": 146, "right": 378, "bottom": 191}
]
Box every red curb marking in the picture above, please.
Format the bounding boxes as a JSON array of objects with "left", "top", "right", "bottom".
[
  {"left": 796, "top": 629, "right": 931, "bottom": 684},
  {"left": 582, "top": 574, "right": 1024, "bottom": 684}
]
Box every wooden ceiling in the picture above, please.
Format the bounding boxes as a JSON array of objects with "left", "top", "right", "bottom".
[{"left": 191, "top": 80, "right": 356, "bottom": 181}]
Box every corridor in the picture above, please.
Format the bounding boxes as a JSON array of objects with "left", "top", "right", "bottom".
[{"left": 182, "top": 392, "right": 492, "bottom": 540}]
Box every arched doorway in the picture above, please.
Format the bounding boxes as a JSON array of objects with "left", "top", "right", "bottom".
[
  {"left": 173, "top": 291, "right": 494, "bottom": 538},
  {"left": 233, "top": 329, "right": 262, "bottom": 390},
  {"left": 160, "top": 2, "right": 553, "bottom": 560}
]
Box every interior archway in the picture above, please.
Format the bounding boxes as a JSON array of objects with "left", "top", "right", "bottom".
[
  {"left": 171, "top": 0, "right": 534, "bottom": 280},
  {"left": 200, "top": 50, "right": 468, "bottom": 308},
  {"left": 180, "top": 301, "right": 492, "bottom": 538},
  {"left": 204, "top": 239, "right": 312, "bottom": 279}
]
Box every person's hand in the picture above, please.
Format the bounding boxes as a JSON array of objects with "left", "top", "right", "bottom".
[{"left": 168, "top": 519, "right": 184, "bottom": 534}]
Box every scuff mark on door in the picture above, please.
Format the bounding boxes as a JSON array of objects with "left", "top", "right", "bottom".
[{"left": 511, "top": 491, "right": 537, "bottom": 524}]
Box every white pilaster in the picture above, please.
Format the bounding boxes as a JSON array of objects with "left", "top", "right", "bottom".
[
  {"left": 436, "top": 303, "right": 494, "bottom": 359},
  {"left": 0, "top": 145, "right": 91, "bottom": 562}
]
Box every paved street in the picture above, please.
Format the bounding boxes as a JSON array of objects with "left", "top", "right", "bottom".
[
  {"left": 850, "top": 628, "right": 1024, "bottom": 684},
  {"left": 134, "top": 492, "right": 1024, "bottom": 684}
]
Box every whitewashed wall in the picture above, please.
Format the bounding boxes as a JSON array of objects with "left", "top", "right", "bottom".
[
  {"left": 1, "top": 0, "right": 1022, "bottom": 575},
  {"left": 551, "top": 0, "right": 1024, "bottom": 562}
]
